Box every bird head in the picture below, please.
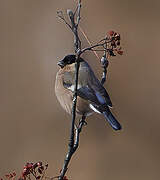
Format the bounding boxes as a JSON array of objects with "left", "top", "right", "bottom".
[{"left": 57, "top": 54, "right": 76, "bottom": 68}]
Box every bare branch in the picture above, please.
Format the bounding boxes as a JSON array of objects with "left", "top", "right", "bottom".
[
  {"left": 67, "top": 9, "right": 75, "bottom": 28},
  {"left": 73, "top": 5, "right": 78, "bottom": 16},
  {"left": 76, "top": 0, "right": 81, "bottom": 27},
  {"left": 80, "top": 43, "right": 105, "bottom": 54},
  {"left": 74, "top": 115, "right": 86, "bottom": 150},
  {"left": 58, "top": 1, "right": 82, "bottom": 180},
  {"left": 90, "top": 49, "right": 106, "bottom": 52},
  {"left": 57, "top": 11, "right": 72, "bottom": 29}
]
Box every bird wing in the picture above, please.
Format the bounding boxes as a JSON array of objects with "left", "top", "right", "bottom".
[
  {"left": 89, "top": 76, "right": 112, "bottom": 107},
  {"left": 77, "top": 86, "right": 101, "bottom": 105},
  {"left": 62, "top": 61, "right": 112, "bottom": 108},
  {"left": 80, "top": 61, "right": 112, "bottom": 107}
]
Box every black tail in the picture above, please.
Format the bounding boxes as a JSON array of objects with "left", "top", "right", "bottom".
[{"left": 103, "top": 108, "right": 122, "bottom": 131}]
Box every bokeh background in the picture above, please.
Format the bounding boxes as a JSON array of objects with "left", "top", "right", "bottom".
[{"left": 0, "top": 0, "right": 160, "bottom": 179}]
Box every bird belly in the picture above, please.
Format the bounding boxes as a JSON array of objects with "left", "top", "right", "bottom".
[
  {"left": 55, "top": 71, "right": 93, "bottom": 116},
  {"left": 55, "top": 88, "right": 92, "bottom": 116}
]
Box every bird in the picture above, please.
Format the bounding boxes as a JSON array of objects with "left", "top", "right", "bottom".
[{"left": 55, "top": 54, "right": 122, "bottom": 131}]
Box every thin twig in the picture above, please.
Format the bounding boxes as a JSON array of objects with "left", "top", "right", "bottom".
[
  {"left": 90, "top": 49, "right": 106, "bottom": 52},
  {"left": 79, "top": 26, "right": 101, "bottom": 61},
  {"left": 73, "top": 5, "right": 78, "bottom": 16},
  {"left": 80, "top": 43, "right": 105, "bottom": 54},
  {"left": 57, "top": 11, "right": 72, "bottom": 29}
]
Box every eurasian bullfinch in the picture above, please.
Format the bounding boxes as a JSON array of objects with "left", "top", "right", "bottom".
[{"left": 55, "top": 54, "right": 122, "bottom": 131}]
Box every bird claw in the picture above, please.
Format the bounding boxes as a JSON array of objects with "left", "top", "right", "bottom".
[{"left": 79, "top": 119, "right": 87, "bottom": 126}]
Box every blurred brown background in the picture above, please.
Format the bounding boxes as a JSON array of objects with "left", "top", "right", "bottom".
[{"left": 0, "top": 0, "right": 160, "bottom": 179}]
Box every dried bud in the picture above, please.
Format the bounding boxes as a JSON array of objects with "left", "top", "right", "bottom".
[
  {"left": 67, "top": 9, "right": 74, "bottom": 17},
  {"left": 101, "top": 56, "right": 106, "bottom": 64},
  {"left": 101, "top": 56, "right": 108, "bottom": 68}
]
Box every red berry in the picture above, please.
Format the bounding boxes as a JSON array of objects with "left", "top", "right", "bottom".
[
  {"left": 108, "top": 30, "right": 114, "bottom": 36},
  {"left": 37, "top": 162, "right": 42, "bottom": 167},
  {"left": 27, "top": 163, "right": 33, "bottom": 169},
  {"left": 117, "top": 50, "right": 123, "bottom": 55}
]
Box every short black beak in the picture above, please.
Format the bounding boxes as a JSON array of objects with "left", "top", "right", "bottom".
[{"left": 57, "top": 60, "right": 65, "bottom": 68}]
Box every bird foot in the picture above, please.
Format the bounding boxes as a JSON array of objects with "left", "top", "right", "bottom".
[{"left": 79, "top": 119, "right": 87, "bottom": 126}]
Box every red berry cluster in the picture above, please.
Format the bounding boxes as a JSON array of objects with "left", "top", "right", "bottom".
[
  {"left": 20, "top": 162, "right": 48, "bottom": 180},
  {"left": 107, "top": 30, "right": 124, "bottom": 57},
  {"left": 0, "top": 163, "right": 68, "bottom": 180},
  {"left": 0, "top": 172, "right": 16, "bottom": 180}
]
